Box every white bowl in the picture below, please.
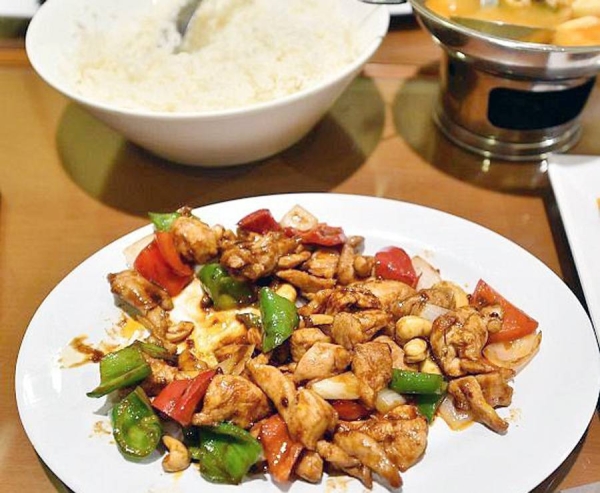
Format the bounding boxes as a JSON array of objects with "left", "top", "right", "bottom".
[{"left": 26, "top": 0, "right": 390, "bottom": 167}]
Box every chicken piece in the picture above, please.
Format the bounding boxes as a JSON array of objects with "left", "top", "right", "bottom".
[
  {"left": 138, "top": 306, "right": 172, "bottom": 345},
  {"left": 298, "top": 285, "right": 380, "bottom": 316},
  {"left": 192, "top": 374, "right": 271, "bottom": 429},
  {"left": 140, "top": 356, "right": 179, "bottom": 396},
  {"left": 277, "top": 251, "right": 312, "bottom": 269},
  {"left": 170, "top": 215, "right": 221, "bottom": 265},
  {"left": 333, "top": 431, "right": 402, "bottom": 489},
  {"left": 352, "top": 280, "right": 416, "bottom": 312},
  {"left": 352, "top": 342, "right": 393, "bottom": 408},
  {"left": 475, "top": 371, "right": 515, "bottom": 407},
  {"left": 288, "top": 389, "right": 338, "bottom": 450},
  {"left": 430, "top": 306, "right": 497, "bottom": 377},
  {"left": 276, "top": 269, "right": 337, "bottom": 295},
  {"left": 246, "top": 360, "right": 297, "bottom": 421},
  {"left": 293, "top": 342, "right": 352, "bottom": 383},
  {"left": 331, "top": 310, "right": 391, "bottom": 350},
  {"left": 373, "top": 335, "right": 409, "bottom": 370},
  {"left": 316, "top": 440, "right": 372, "bottom": 488},
  {"left": 304, "top": 249, "right": 340, "bottom": 279},
  {"left": 295, "top": 450, "right": 324, "bottom": 484},
  {"left": 448, "top": 375, "right": 509, "bottom": 433},
  {"left": 108, "top": 270, "right": 173, "bottom": 314},
  {"left": 290, "top": 328, "right": 332, "bottom": 362},
  {"left": 337, "top": 236, "right": 365, "bottom": 285},
  {"left": 391, "top": 286, "right": 456, "bottom": 319},
  {"left": 221, "top": 231, "right": 298, "bottom": 281},
  {"left": 338, "top": 405, "right": 428, "bottom": 472}
]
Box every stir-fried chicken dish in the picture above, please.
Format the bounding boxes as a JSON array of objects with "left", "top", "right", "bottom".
[{"left": 86, "top": 205, "right": 542, "bottom": 489}]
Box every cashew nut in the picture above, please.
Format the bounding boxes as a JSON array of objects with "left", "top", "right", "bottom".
[
  {"left": 165, "top": 321, "right": 194, "bottom": 343},
  {"left": 275, "top": 283, "right": 297, "bottom": 303},
  {"left": 162, "top": 435, "right": 191, "bottom": 473},
  {"left": 395, "top": 316, "right": 433, "bottom": 342},
  {"left": 403, "top": 338, "right": 429, "bottom": 364}
]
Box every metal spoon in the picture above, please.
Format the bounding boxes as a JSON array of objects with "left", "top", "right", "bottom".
[{"left": 450, "top": 16, "right": 554, "bottom": 42}]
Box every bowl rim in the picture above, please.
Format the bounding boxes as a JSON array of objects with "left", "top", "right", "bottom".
[{"left": 25, "top": 0, "right": 390, "bottom": 121}]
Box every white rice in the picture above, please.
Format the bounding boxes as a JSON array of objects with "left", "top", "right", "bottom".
[{"left": 70, "top": 0, "right": 361, "bottom": 113}]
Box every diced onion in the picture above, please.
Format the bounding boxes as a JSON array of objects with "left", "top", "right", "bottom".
[
  {"left": 375, "top": 388, "right": 407, "bottom": 414},
  {"left": 123, "top": 233, "right": 154, "bottom": 268},
  {"left": 438, "top": 395, "right": 473, "bottom": 431},
  {"left": 279, "top": 205, "right": 318, "bottom": 232},
  {"left": 413, "top": 256, "right": 442, "bottom": 290},
  {"left": 483, "top": 332, "right": 542, "bottom": 373},
  {"left": 309, "top": 372, "right": 361, "bottom": 400},
  {"left": 419, "top": 303, "right": 450, "bottom": 323}
]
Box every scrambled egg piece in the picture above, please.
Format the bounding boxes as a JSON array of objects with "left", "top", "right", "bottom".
[{"left": 170, "top": 279, "right": 250, "bottom": 367}]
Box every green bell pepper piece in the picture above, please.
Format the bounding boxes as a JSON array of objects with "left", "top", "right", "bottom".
[
  {"left": 87, "top": 345, "right": 151, "bottom": 398},
  {"left": 132, "top": 340, "right": 177, "bottom": 364},
  {"left": 186, "top": 423, "right": 262, "bottom": 484},
  {"left": 390, "top": 369, "right": 446, "bottom": 395},
  {"left": 414, "top": 392, "right": 446, "bottom": 422},
  {"left": 259, "top": 287, "right": 298, "bottom": 353},
  {"left": 148, "top": 212, "right": 181, "bottom": 232},
  {"left": 111, "top": 387, "right": 162, "bottom": 459},
  {"left": 198, "top": 263, "right": 254, "bottom": 310}
]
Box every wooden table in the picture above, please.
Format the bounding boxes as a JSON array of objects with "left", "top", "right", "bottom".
[{"left": 1, "top": 14, "right": 599, "bottom": 493}]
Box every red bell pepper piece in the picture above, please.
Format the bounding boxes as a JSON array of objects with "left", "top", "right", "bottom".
[
  {"left": 471, "top": 279, "right": 539, "bottom": 343},
  {"left": 155, "top": 231, "right": 193, "bottom": 277},
  {"left": 298, "top": 223, "right": 346, "bottom": 247},
  {"left": 374, "top": 246, "right": 418, "bottom": 287},
  {"left": 257, "top": 414, "right": 303, "bottom": 483},
  {"left": 237, "top": 209, "right": 282, "bottom": 234},
  {"left": 134, "top": 240, "right": 192, "bottom": 297},
  {"left": 152, "top": 369, "right": 217, "bottom": 426},
  {"left": 330, "top": 400, "right": 371, "bottom": 420}
]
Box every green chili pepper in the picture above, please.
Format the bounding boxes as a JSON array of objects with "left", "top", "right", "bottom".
[
  {"left": 186, "top": 423, "right": 262, "bottom": 484},
  {"left": 198, "top": 263, "right": 255, "bottom": 310},
  {"left": 414, "top": 392, "right": 446, "bottom": 422},
  {"left": 111, "top": 387, "right": 162, "bottom": 459},
  {"left": 259, "top": 287, "right": 298, "bottom": 353},
  {"left": 87, "top": 345, "right": 151, "bottom": 398},
  {"left": 132, "top": 340, "right": 177, "bottom": 364},
  {"left": 148, "top": 212, "right": 181, "bottom": 232},
  {"left": 390, "top": 369, "right": 446, "bottom": 395}
]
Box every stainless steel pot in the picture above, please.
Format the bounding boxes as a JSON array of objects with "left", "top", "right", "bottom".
[{"left": 409, "top": 0, "right": 600, "bottom": 160}]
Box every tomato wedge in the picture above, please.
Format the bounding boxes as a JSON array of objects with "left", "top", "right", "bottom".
[
  {"left": 155, "top": 231, "right": 193, "bottom": 276},
  {"left": 134, "top": 240, "right": 192, "bottom": 297},
  {"left": 471, "top": 279, "right": 539, "bottom": 343},
  {"left": 299, "top": 223, "right": 346, "bottom": 247},
  {"left": 257, "top": 414, "right": 303, "bottom": 483},
  {"left": 152, "top": 369, "right": 217, "bottom": 426},
  {"left": 374, "top": 246, "right": 418, "bottom": 287},
  {"left": 330, "top": 400, "right": 371, "bottom": 420},
  {"left": 237, "top": 209, "right": 281, "bottom": 234}
]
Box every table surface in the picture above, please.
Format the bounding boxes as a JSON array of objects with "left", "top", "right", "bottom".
[{"left": 1, "top": 13, "right": 599, "bottom": 493}]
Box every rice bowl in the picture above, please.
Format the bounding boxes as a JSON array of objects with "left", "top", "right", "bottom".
[{"left": 26, "top": 0, "right": 390, "bottom": 166}]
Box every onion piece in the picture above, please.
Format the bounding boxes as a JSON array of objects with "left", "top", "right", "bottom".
[
  {"left": 483, "top": 332, "right": 542, "bottom": 373},
  {"left": 309, "top": 372, "right": 361, "bottom": 400},
  {"left": 216, "top": 344, "right": 255, "bottom": 376},
  {"left": 123, "top": 233, "right": 154, "bottom": 268},
  {"left": 438, "top": 395, "right": 473, "bottom": 431},
  {"left": 375, "top": 388, "right": 407, "bottom": 414},
  {"left": 412, "top": 256, "right": 442, "bottom": 290},
  {"left": 279, "top": 205, "right": 318, "bottom": 232},
  {"left": 419, "top": 303, "right": 450, "bottom": 323}
]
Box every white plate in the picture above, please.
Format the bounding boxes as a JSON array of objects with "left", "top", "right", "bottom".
[
  {"left": 16, "top": 193, "right": 600, "bottom": 493},
  {"left": 0, "top": 0, "right": 39, "bottom": 18},
  {"left": 548, "top": 154, "right": 600, "bottom": 339}
]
